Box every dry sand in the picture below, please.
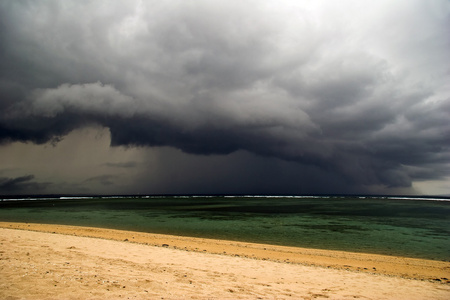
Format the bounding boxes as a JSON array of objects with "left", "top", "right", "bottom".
[{"left": 0, "top": 222, "right": 449, "bottom": 299}]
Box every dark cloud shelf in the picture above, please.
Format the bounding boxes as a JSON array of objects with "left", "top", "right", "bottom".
[{"left": 0, "top": 1, "right": 449, "bottom": 196}]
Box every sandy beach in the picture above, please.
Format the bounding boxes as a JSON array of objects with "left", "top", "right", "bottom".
[{"left": 1, "top": 222, "right": 449, "bottom": 299}]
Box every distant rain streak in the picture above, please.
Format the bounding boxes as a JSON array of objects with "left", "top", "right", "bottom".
[{"left": 0, "top": 0, "right": 449, "bottom": 195}]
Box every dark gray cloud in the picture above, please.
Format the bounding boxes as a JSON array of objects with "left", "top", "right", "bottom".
[
  {"left": 84, "top": 175, "right": 117, "bottom": 186},
  {"left": 0, "top": 0, "right": 449, "bottom": 194},
  {"left": 0, "top": 175, "right": 49, "bottom": 193}
]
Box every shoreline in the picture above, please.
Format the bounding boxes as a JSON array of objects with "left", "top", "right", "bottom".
[
  {"left": 1, "top": 221, "right": 449, "bottom": 282},
  {"left": 1, "top": 222, "right": 449, "bottom": 299}
]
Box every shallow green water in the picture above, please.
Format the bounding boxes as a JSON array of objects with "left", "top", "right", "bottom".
[{"left": 0, "top": 196, "right": 449, "bottom": 261}]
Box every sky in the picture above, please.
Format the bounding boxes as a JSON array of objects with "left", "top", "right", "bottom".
[{"left": 0, "top": 0, "right": 449, "bottom": 196}]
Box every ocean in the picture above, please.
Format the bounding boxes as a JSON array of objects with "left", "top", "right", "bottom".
[{"left": 0, "top": 195, "right": 449, "bottom": 261}]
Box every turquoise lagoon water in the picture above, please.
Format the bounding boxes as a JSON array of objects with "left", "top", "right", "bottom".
[{"left": 0, "top": 196, "right": 449, "bottom": 261}]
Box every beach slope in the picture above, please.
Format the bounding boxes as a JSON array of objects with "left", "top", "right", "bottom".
[{"left": 0, "top": 222, "right": 449, "bottom": 299}]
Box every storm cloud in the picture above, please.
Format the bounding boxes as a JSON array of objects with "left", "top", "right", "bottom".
[
  {"left": 0, "top": 0, "right": 449, "bottom": 194},
  {"left": 0, "top": 175, "right": 49, "bottom": 193}
]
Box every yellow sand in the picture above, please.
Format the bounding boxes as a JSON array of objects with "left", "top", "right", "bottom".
[{"left": 0, "top": 222, "right": 449, "bottom": 299}]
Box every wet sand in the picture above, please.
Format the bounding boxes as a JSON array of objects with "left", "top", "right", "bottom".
[{"left": 1, "top": 222, "right": 449, "bottom": 299}]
